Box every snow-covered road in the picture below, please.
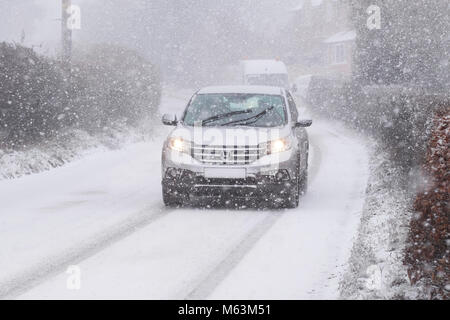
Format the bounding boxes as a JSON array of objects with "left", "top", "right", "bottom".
[{"left": 0, "top": 91, "right": 369, "bottom": 299}]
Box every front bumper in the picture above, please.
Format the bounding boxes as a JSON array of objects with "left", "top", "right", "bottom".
[
  {"left": 162, "top": 169, "right": 296, "bottom": 201},
  {"left": 161, "top": 147, "right": 299, "bottom": 202}
]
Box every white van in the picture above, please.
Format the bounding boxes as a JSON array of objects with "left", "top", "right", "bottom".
[{"left": 240, "top": 60, "right": 290, "bottom": 88}]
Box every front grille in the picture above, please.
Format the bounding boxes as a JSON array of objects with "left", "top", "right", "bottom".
[{"left": 191, "top": 144, "right": 265, "bottom": 165}]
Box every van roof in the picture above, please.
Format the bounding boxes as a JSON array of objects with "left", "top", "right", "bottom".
[
  {"left": 197, "top": 85, "right": 284, "bottom": 95},
  {"left": 241, "top": 60, "right": 288, "bottom": 75}
]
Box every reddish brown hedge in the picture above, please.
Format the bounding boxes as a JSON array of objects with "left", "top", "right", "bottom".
[{"left": 405, "top": 106, "right": 449, "bottom": 299}]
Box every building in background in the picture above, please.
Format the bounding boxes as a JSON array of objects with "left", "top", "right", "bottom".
[
  {"left": 289, "top": 0, "right": 355, "bottom": 78},
  {"left": 323, "top": 29, "right": 355, "bottom": 76}
]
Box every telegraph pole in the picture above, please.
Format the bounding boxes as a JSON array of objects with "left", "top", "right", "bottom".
[
  {"left": 61, "top": 0, "right": 72, "bottom": 68},
  {"left": 61, "top": 0, "right": 72, "bottom": 115}
]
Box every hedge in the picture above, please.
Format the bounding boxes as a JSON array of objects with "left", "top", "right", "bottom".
[
  {"left": 405, "top": 108, "right": 449, "bottom": 299},
  {"left": 0, "top": 43, "right": 161, "bottom": 149},
  {"left": 306, "top": 77, "right": 448, "bottom": 168}
]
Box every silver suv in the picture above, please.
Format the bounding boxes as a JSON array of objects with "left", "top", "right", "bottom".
[{"left": 161, "top": 86, "right": 312, "bottom": 208}]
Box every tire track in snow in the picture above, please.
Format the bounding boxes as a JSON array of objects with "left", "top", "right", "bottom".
[
  {"left": 184, "top": 137, "right": 323, "bottom": 299},
  {"left": 184, "top": 213, "right": 281, "bottom": 300},
  {"left": 0, "top": 204, "right": 173, "bottom": 299}
]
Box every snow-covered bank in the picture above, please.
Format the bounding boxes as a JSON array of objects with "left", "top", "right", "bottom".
[
  {"left": 339, "top": 142, "right": 416, "bottom": 299},
  {"left": 0, "top": 124, "right": 152, "bottom": 181}
]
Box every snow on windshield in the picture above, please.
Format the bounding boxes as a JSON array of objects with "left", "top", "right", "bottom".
[{"left": 183, "top": 93, "right": 286, "bottom": 127}]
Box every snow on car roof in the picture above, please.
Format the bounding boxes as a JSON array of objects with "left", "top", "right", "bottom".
[
  {"left": 241, "top": 60, "right": 288, "bottom": 75},
  {"left": 198, "top": 86, "right": 284, "bottom": 95}
]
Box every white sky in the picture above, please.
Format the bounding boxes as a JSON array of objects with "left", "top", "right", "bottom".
[
  {"left": 0, "top": 0, "right": 88, "bottom": 55},
  {"left": 0, "top": 0, "right": 298, "bottom": 56}
]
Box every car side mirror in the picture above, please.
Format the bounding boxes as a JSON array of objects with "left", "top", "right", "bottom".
[
  {"left": 291, "top": 84, "right": 298, "bottom": 93},
  {"left": 162, "top": 114, "right": 178, "bottom": 126},
  {"left": 295, "top": 119, "right": 312, "bottom": 128}
]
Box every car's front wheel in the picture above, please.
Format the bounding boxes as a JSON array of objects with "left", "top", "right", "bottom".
[
  {"left": 299, "top": 169, "right": 308, "bottom": 196},
  {"left": 282, "top": 155, "right": 301, "bottom": 208}
]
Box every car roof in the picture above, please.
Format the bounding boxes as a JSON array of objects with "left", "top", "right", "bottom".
[{"left": 197, "top": 85, "right": 284, "bottom": 95}]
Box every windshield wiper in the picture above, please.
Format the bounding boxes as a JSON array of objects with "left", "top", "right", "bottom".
[
  {"left": 221, "top": 106, "right": 274, "bottom": 126},
  {"left": 201, "top": 109, "right": 252, "bottom": 126}
]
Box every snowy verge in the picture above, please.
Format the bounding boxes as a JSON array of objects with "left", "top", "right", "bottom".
[
  {"left": 0, "top": 122, "right": 157, "bottom": 181},
  {"left": 339, "top": 141, "right": 419, "bottom": 299}
]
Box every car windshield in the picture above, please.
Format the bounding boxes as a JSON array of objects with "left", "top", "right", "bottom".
[
  {"left": 246, "top": 74, "right": 289, "bottom": 88},
  {"left": 183, "top": 93, "right": 287, "bottom": 127}
]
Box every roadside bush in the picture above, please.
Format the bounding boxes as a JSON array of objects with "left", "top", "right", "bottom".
[
  {"left": 306, "top": 78, "right": 448, "bottom": 167},
  {"left": 405, "top": 107, "right": 449, "bottom": 299},
  {"left": 306, "top": 76, "right": 347, "bottom": 116},
  {"left": 70, "top": 44, "right": 161, "bottom": 131},
  {"left": 0, "top": 43, "right": 66, "bottom": 148},
  {"left": 0, "top": 42, "right": 161, "bottom": 149}
]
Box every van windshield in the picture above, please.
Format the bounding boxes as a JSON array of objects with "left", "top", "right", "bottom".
[
  {"left": 246, "top": 74, "right": 289, "bottom": 88},
  {"left": 183, "top": 93, "right": 287, "bottom": 127}
]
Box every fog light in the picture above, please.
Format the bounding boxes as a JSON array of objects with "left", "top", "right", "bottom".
[
  {"left": 275, "top": 171, "right": 283, "bottom": 180},
  {"left": 275, "top": 169, "right": 290, "bottom": 181}
]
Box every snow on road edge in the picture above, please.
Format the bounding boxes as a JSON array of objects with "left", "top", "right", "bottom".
[
  {"left": 0, "top": 122, "right": 155, "bottom": 181},
  {"left": 339, "top": 141, "right": 417, "bottom": 299}
]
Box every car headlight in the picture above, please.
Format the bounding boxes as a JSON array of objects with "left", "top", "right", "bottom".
[
  {"left": 168, "top": 137, "right": 191, "bottom": 154},
  {"left": 260, "top": 137, "right": 292, "bottom": 155}
]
